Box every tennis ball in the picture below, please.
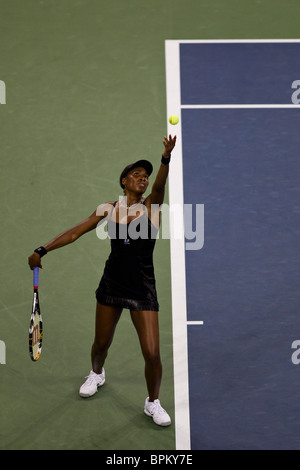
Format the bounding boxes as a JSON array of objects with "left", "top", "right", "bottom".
[{"left": 169, "top": 114, "right": 179, "bottom": 125}]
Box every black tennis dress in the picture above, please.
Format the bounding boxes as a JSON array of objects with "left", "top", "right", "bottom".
[{"left": 95, "top": 201, "right": 159, "bottom": 311}]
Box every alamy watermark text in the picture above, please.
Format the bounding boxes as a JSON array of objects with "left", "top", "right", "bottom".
[
  {"left": 0, "top": 80, "right": 6, "bottom": 104},
  {"left": 0, "top": 340, "right": 6, "bottom": 364},
  {"left": 95, "top": 197, "right": 204, "bottom": 251}
]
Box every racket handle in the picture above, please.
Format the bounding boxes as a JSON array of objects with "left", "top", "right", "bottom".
[{"left": 33, "top": 267, "right": 39, "bottom": 289}]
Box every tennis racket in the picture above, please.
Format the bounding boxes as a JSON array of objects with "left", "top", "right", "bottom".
[{"left": 29, "top": 267, "right": 43, "bottom": 361}]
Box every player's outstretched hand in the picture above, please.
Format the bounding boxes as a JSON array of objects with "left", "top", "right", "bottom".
[{"left": 163, "top": 134, "right": 176, "bottom": 157}]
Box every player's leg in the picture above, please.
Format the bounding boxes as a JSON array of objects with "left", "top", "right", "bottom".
[
  {"left": 130, "top": 309, "right": 162, "bottom": 401},
  {"left": 91, "top": 302, "right": 123, "bottom": 373},
  {"left": 79, "top": 302, "right": 122, "bottom": 397},
  {"left": 130, "top": 310, "right": 171, "bottom": 426}
]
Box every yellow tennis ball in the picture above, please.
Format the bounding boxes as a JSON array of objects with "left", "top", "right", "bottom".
[{"left": 169, "top": 114, "right": 179, "bottom": 125}]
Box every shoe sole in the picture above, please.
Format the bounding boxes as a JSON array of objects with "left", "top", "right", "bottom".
[{"left": 79, "top": 379, "right": 105, "bottom": 398}]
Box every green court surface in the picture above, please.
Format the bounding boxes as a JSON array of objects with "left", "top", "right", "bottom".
[{"left": 0, "top": 0, "right": 299, "bottom": 451}]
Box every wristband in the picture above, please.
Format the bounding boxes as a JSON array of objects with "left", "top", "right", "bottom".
[
  {"left": 34, "top": 246, "right": 48, "bottom": 257},
  {"left": 161, "top": 154, "right": 171, "bottom": 165}
]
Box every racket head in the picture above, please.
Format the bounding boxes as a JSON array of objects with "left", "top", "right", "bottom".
[{"left": 29, "top": 268, "right": 43, "bottom": 361}]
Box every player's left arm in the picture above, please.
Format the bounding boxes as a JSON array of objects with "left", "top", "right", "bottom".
[{"left": 145, "top": 134, "right": 176, "bottom": 208}]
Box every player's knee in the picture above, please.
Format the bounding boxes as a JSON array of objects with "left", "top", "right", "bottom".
[
  {"left": 143, "top": 347, "right": 161, "bottom": 366},
  {"left": 92, "top": 337, "right": 111, "bottom": 355}
]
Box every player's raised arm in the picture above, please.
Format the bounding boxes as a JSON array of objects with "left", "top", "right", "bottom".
[{"left": 145, "top": 134, "right": 176, "bottom": 208}]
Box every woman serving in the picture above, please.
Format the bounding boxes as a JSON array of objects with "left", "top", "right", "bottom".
[{"left": 28, "top": 134, "right": 176, "bottom": 426}]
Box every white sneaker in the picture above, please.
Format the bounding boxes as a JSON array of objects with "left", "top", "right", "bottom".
[
  {"left": 144, "top": 397, "right": 171, "bottom": 426},
  {"left": 79, "top": 369, "right": 105, "bottom": 397}
]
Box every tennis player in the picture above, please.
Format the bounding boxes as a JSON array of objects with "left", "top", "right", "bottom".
[{"left": 28, "top": 134, "right": 176, "bottom": 426}]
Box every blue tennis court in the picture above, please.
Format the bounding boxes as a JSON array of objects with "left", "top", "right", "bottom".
[{"left": 166, "top": 40, "right": 300, "bottom": 450}]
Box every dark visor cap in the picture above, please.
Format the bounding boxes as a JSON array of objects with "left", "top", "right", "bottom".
[{"left": 119, "top": 159, "right": 153, "bottom": 189}]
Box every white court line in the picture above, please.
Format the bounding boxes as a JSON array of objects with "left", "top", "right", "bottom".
[
  {"left": 165, "top": 40, "right": 191, "bottom": 451},
  {"left": 174, "top": 39, "right": 300, "bottom": 44},
  {"left": 165, "top": 38, "right": 299, "bottom": 451},
  {"left": 181, "top": 104, "right": 300, "bottom": 109}
]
